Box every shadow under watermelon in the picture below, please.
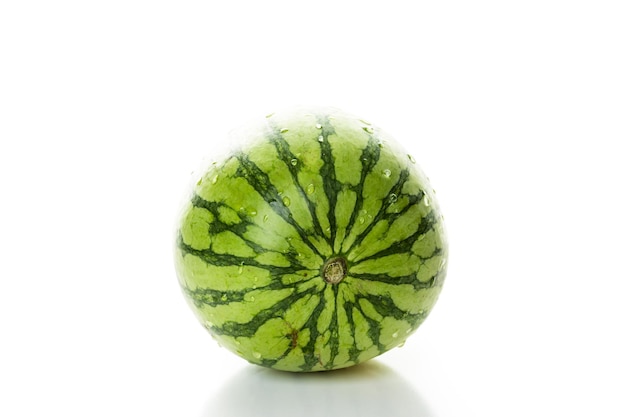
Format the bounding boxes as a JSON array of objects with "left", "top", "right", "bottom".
[{"left": 204, "top": 360, "right": 434, "bottom": 417}]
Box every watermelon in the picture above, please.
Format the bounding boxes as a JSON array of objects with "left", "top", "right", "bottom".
[{"left": 174, "top": 107, "right": 448, "bottom": 372}]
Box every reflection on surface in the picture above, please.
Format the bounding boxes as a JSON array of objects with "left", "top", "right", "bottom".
[{"left": 206, "top": 360, "right": 434, "bottom": 417}]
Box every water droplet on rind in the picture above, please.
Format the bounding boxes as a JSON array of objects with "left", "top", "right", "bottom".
[
  {"left": 280, "top": 128, "right": 289, "bottom": 133},
  {"left": 362, "top": 126, "right": 374, "bottom": 134},
  {"left": 290, "top": 158, "right": 298, "bottom": 166},
  {"left": 408, "top": 154, "right": 416, "bottom": 164},
  {"left": 252, "top": 351, "right": 261, "bottom": 359},
  {"left": 315, "top": 123, "right": 322, "bottom": 129},
  {"left": 317, "top": 135, "right": 324, "bottom": 142},
  {"left": 263, "top": 214, "right": 269, "bottom": 223},
  {"left": 388, "top": 193, "right": 398, "bottom": 204},
  {"left": 221, "top": 294, "right": 228, "bottom": 301},
  {"left": 382, "top": 169, "right": 391, "bottom": 178},
  {"left": 211, "top": 174, "right": 219, "bottom": 184},
  {"left": 392, "top": 331, "right": 399, "bottom": 338},
  {"left": 306, "top": 183, "right": 315, "bottom": 194},
  {"left": 282, "top": 196, "right": 291, "bottom": 207}
]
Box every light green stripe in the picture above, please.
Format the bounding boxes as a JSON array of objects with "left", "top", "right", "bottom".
[
  {"left": 179, "top": 204, "right": 213, "bottom": 250},
  {"left": 316, "top": 284, "right": 336, "bottom": 334},
  {"left": 241, "top": 224, "right": 291, "bottom": 254},
  {"left": 349, "top": 252, "right": 419, "bottom": 277},
  {"left": 351, "top": 307, "right": 373, "bottom": 351},
  {"left": 254, "top": 251, "right": 291, "bottom": 267},
  {"left": 326, "top": 134, "right": 367, "bottom": 187},
  {"left": 411, "top": 228, "right": 440, "bottom": 258},
  {"left": 345, "top": 219, "right": 389, "bottom": 262},
  {"left": 341, "top": 145, "right": 405, "bottom": 253},
  {"left": 334, "top": 287, "right": 354, "bottom": 366},
  {"left": 358, "top": 298, "right": 383, "bottom": 321},
  {"left": 280, "top": 270, "right": 321, "bottom": 286},
  {"left": 238, "top": 317, "right": 291, "bottom": 360},
  {"left": 333, "top": 189, "right": 357, "bottom": 253},
  {"left": 314, "top": 330, "right": 332, "bottom": 370},
  {"left": 196, "top": 288, "right": 294, "bottom": 328},
  {"left": 195, "top": 156, "right": 323, "bottom": 268},
  {"left": 347, "top": 278, "right": 434, "bottom": 315},
  {"left": 378, "top": 317, "right": 413, "bottom": 348},
  {"left": 246, "top": 139, "right": 315, "bottom": 234},
  {"left": 348, "top": 203, "right": 428, "bottom": 262},
  {"left": 283, "top": 293, "right": 321, "bottom": 330},
  {"left": 175, "top": 251, "right": 272, "bottom": 291},
  {"left": 272, "top": 344, "right": 306, "bottom": 371},
  {"left": 274, "top": 115, "right": 333, "bottom": 245},
  {"left": 417, "top": 255, "right": 445, "bottom": 283},
  {"left": 212, "top": 230, "right": 257, "bottom": 258}
]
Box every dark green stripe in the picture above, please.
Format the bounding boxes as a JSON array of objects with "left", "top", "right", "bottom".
[
  {"left": 348, "top": 269, "right": 439, "bottom": 290},
  {"left": 345, "top": 167, "right": 420, "bottom": 256},
  {"left": 265, "top": 122, "right": 330, "bottom": 246},
  {"left": 300, "top": 286, "right": 332, "bottom": 371},
  {"left": 211, "top": 284, "right": 320, "bottom": 338},
  {"left": 327, "top": 284, "right": 341, "bottom": 369},
  {"left": 181, "top": 275, "right": 295, "bottom": 308},
  {"left": 234, "top": 152, "right": 324, "bottom": 258},
  {"left": 350, "top": 297, "right": 386, "bottom": 353},
  {"left": 178, "top": 236, "right": 307, "bottom": 275},
  {"left": 183, "top": 194, "right": 304, "bottom": 267},
  {"left": 189, "top": 194, "right": 248, "bottom": 237},
  {"left": 342, "top": 134, "right": 382, "bottom": 245},
  {"left": 356, "top": 209, "right": 439, "bottom": 263},
  {"left": 357, "top": 292, "right": 422, "bottom": 325},
  {"left": 316, "top": 114, "right": 341, "bottom": 251},
  {"left": 341, "top": 299, "right": 362, "bottom": 363}
]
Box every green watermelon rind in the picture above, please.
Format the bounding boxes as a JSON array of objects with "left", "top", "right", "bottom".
[{"left": 174, "top": 107, "right": 448, "bottom": 372}]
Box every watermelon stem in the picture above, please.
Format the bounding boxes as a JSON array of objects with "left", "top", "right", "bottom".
[{"left": 322, "top": 257, "right": 347, "bottom": 285}]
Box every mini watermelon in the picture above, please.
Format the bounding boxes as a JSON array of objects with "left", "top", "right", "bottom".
[{"left": 174, "top": 107, "right": 448, "bottom": 372}]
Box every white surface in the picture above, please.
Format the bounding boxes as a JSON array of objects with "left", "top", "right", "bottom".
[{"left": 1, "top": 1, "right": 625, "bottom": 416}]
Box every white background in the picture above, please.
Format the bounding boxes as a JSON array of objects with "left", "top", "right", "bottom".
[{"left": 1, "top": 1, "right": 625, "bottom": 416}]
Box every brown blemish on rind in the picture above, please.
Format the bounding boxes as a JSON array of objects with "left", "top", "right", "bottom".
[{"left": 290, "top": 329, "right": 299, "bottom": 349}]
